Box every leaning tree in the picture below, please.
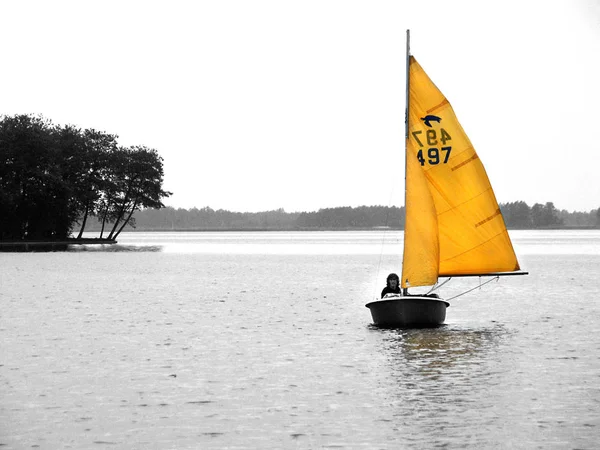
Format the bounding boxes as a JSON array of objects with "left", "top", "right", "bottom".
[{"left": 100, "top": 145, "right": 172, "bottom": 240}]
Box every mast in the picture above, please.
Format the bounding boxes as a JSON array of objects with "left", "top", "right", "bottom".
[
  {"left": 405, "top": 29, "right": 410, "bottom": 142},
  {"left": 402, "top": 29, "right": 410, "bottom": 296}
]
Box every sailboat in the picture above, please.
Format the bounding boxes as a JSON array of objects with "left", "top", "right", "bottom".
[{"left": 366, "top": 30, "right": 527, "bottom": 327}]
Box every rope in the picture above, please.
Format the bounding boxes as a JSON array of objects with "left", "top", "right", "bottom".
[
  {"left": 426, "top": 277, "right": 452, "bottom": 294},
  {"left": 446, "top": 276, "right": 500, "bottom": 301},
  {"left": 373, "top": 188, "right": 398, "bottom": 300},
  {"left": 373, "top": 219, "right": 390, "bottom": 299}
]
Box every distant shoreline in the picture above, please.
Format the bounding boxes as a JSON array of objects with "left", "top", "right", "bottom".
[{"left": 76, "top": 225, "right": 599, "bottom": 233}]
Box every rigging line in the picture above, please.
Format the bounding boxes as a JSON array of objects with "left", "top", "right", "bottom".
[
  {"left": 426, "top": 277, "right": 452, "bottom": 294},
  {"left": 446, "top": 276, "right": 499, "bottom": 301},
  {"left": 373, "top": 229, "right": 387, "bottom": 299},
  {"left": 373, "top": 172, "right": 401, "bottom": 300},
  {"left": 373, "top": 190, "right": 396, "bottom": 300}
]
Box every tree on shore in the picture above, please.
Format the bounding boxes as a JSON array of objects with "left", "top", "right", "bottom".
[
  {"left": 0, "top": 114, "right": 171, "bottom": 241},
  {"left": 0, "top": 114, "right": 66, "bottom": 239},
  {"left": 499, "top": 201, "right": 532, "bottom": 229},
  {"left": 530, "top": 202, "right": 563, "bottom": 228},
  {"left": 70, "top": 128, "right": 120, "bottom": 239},
  {"left": 100, "top": 146, "right": 171, "bottom": 240}
]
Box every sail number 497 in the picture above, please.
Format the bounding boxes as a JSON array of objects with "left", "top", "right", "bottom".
[{"left": 412, "top": 129, "right": 452, "bottom": 166}]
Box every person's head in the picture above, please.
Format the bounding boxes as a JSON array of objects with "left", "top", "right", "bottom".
[{"left": 386, "top": 273, "right": 399, "bottom": 289}]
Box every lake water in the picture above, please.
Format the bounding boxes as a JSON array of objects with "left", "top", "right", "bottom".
[{"left": 1, "top": 230, "right": 600, "bottom": 449}]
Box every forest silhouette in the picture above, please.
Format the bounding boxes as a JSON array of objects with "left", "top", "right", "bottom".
[{"left": 79, "top": 202, "right": 599, "bottom": 233}]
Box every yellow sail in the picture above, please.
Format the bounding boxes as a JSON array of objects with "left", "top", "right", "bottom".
[{"left": 401, "top": 56, "right": 520, "bottom": 288}]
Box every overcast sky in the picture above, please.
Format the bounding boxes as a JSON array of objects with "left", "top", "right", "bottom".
[{"left": 2, "top": 0, "right": 600, "bottom": 212}]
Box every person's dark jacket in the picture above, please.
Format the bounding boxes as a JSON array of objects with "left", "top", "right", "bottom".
[{"left": 381, "top": 286, "right": 401, "bottom": 298}]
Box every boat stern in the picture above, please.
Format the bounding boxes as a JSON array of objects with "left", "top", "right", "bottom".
[{"left": 365, "top": 295, "right": 448, "bottom": 328}]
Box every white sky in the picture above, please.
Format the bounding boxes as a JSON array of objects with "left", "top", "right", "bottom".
[{"left": 2, "top": 0, "right": 600, "bottom": 213}]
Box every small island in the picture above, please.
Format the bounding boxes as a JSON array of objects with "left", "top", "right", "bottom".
[{"left": 0, "top": 114, "right": 171, "bottom": 251}]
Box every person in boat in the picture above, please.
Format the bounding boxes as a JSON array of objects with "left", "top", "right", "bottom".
[{"left": 381, "top": 273, "right": 401, "bottom": 298}]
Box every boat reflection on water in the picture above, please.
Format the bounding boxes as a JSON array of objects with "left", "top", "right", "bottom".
[
  {"left": 369, "top": 324, "right": 513, "bottom": 446},
  {"left": 372, "top": 324, "right": 510, "bottom": 383}
]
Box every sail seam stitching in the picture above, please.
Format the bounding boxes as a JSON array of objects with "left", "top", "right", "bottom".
[
  {"left": 475, "top": 209, "right": 502, "bottom": 228},
  {"left": 451, "top": 152, "right": 478, "bottom": 171},
  {"left": 427, "top": 99, "right": 449, "bottom": 114},
  {"left": 436, "top": 187, "right": 492, "bottom": 217},
  {"left": 440, "top": 230, "right": 508, "bottom": 264}
]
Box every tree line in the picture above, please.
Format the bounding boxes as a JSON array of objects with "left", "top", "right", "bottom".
[
  {"left": 120, "top": 205, "right": 406, "bottom": 230},
  {"left": 0, "top": 114, "right": 171, "bottom": 241},
  {"left": 78, "top": 202, "right": 600, "bottom": 232}
]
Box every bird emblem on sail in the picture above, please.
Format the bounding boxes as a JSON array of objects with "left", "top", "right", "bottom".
[{"left": 420, "top": 115, "right": 441, "bottom": 127}]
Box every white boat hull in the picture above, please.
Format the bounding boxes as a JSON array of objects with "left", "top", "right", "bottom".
[{"left": 365, "top": 296, "right": 449, "bottom": 327}]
